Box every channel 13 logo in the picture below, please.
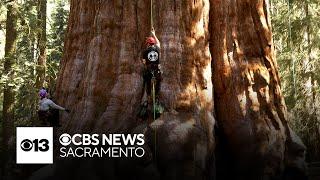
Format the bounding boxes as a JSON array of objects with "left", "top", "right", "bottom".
[
  {"left": 20, "top": 139, "right": 49, "bottom": 152},
  {"left": 16, "top": 127, "right": 53, "bottom": 164}
]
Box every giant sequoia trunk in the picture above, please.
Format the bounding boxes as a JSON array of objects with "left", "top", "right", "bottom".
[
  {"left": 55, "top": 0, "right": 214, "bottom": 179},
  {"left": 209, "top": 0, "right": 306, "bottom": 179},
  {"left": 53, "top": 0, "right": 305, "bottom": 179}
]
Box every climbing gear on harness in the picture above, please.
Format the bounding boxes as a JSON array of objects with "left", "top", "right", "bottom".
[
  {"left": 152, "top": 101, "right": 164, "bottom": 116},
  {"left": 138, "top": 101, "right": 148, "bottom": 118},
  {"left": 151, "top": 71, "right": 164, "bottom": 119}
]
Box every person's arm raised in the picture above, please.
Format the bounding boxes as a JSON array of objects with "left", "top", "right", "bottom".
[{"left": 151, "top": 28, "right": 161, "bottom": 49}]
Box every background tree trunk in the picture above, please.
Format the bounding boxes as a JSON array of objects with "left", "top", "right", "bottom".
[
  {"left": 35, "top": 0, "right": 47, "bottom": 89},
  {"left": 209, "top": 0, "right": 306, "bottom": 179},
  {"left": 303, "top": 1, "right": 319, "bottom": 161},
  {"left": 1, "top": 0, "right": 18, "bottom": 175}
]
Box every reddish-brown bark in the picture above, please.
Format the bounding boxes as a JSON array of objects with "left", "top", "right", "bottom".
[
  {"left": 53, "top": 0, "right": 305, "bottom": 179},
  {"left": 55, "top": 0, "right": 214, "bottom": 179},
  {"left": 210, "top": 0, "right": 306, "bottom": 179}
]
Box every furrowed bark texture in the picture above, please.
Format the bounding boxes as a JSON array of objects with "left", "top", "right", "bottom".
[
  {"left": 55, "top": 0, "right": 215, "bottom": 179},
  {"left": 53, "top": 0, "right": 305, "bottom": 179},
  {"left": 209, "top": 0, "right": 306, "bottom": 179}
]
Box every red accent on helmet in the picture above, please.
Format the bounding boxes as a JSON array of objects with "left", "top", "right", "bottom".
[{"left": 146, "top": 37, "right": 156, "bottom": 45}]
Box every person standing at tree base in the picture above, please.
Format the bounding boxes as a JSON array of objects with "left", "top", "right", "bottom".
[{"left": 38, "top": 88, "right": 69, "bottom": 126}]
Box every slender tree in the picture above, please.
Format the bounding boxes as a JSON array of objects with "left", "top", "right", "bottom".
[
  {"left": 35, "top": 0, "right": 47, "bottom": 89},
  {"left": 1, "top": 0, "right": 18, "bottom": 173},
  {"left": 47, "top": 0, "right": 68, "bottom": 90},
  {"left": 272, "top": 0, "right": 320, "bottom": 161},
  {"left": 14, "top": 1, "right": 38, "bottom": 123},
  {"left": 302, "top": 0, "right": 319, "bottom": 161}
]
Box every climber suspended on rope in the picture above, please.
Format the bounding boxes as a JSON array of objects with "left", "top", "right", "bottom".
[
  {"left": 142, "top": 28, "right": 162, "bottom": 98},
  {"left": 38, "top": 88, "right": 70, "bottom": 126},
  {"left": 139, "top": 29, "right": 163, "bottom": 119}
]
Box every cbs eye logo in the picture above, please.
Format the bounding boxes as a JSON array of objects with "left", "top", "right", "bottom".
[
  {"left": 20, "top": 139, "right": 50, "bottom": 152},
  {"left": 59, "top": 133, "right": 71, "bottom": 146}
]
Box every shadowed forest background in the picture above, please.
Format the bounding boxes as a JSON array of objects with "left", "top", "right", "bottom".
[{"left": 0, "top": 0, "right": 319, "bottom": 179}]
